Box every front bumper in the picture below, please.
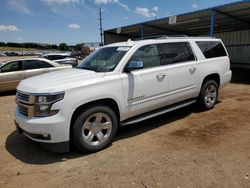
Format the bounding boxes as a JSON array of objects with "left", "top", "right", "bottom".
[
  {"left": 15, "top": 121, "right": 69, "bottom": 153},
  {"left": 15, "top": 108, "right": 70, "bottom": 144},
  {"left": 15, "top": 109, "right": 70, "bottom": 153}
]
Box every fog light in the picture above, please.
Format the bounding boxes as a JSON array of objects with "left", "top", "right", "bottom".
[{"left": 39, "top": 104, "right": 49, "bottom": 111}]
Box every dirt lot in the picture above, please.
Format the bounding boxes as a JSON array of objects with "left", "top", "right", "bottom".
[
  {"left": 0, "top": 83, "right": 250, "bottom": 188},
  {"left": 0, "top": 56, "right": 36, "bottom": 62}
]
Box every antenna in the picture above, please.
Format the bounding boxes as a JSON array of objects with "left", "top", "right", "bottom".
[{"left": 99, "top": 8, "right": 104, "bottom": 46}]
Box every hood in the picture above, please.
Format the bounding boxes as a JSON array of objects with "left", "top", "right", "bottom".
[{"left": 17, "top": 68, "right": 105, "bottom": 93}]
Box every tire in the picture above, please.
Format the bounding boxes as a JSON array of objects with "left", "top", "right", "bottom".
[
  {"left": 198, "top": 80, "right": 218, "bottom": 110},
  {"left": 72, "top": 105, "right": 118, "bottom": 152}
]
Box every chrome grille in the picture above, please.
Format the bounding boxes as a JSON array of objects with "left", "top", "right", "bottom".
[
  {"left": 18, "top": 105, "right": 29, "bottom": 117},
  {"left": 16, "top": 91, "right": 30, "bottom": 102},
  {"left": 16, "top": 91, "right": 34, "bottom": 117}
]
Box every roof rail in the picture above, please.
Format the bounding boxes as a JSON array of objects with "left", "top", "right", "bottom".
[
  {"left": 166, "top": 34, "right": 188, "bottom": 37},
  {"left": 135, "top": 34, "right": 191, "bottom": 40},
  {"left": 135, "top": 35, "right": 169, "bottom": 40},
  {"left": 132, "top": 35, "right": 216, "bottom": 41},
  {"left": 126, "top": 39, "right": 132, "bottom": 43}
]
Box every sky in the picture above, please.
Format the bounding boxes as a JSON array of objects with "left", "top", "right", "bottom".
[{"left": 0, "top": 0, "right": 242, "bottom": 45}]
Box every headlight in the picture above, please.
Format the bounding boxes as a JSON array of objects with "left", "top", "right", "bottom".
[{"left": 34, "top": 92, "right": 64, "bottom": 117}]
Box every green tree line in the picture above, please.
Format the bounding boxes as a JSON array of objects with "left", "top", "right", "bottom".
[{"left": 0, "top": 42, "right": 88, "bottom": 51}]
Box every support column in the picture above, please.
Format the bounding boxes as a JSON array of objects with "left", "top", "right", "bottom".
[
  {"left": 210, "top": 9, "right": 215, "bottom": 37},
  {"left": 140, "top": 24, "right": 144, "bottom": 39}
]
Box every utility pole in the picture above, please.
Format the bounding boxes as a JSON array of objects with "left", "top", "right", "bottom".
[{"left": 99, "top": 8, "right": 103, "bottom": 46}]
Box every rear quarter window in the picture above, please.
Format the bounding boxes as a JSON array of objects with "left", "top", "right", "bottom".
[
  {"left": 38, "top": 60, "right": 54, "bottom": 68},
  {"left": 45, "top": 55, "right": 65, "bottom": 60},
  {"left": 196, "top": 41, "right": 227, "bottom": 59}
]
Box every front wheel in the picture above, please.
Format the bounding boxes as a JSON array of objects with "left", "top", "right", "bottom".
[
  {"left": 198, "top": 80, "right": 218, "bottom": 110},
  {"left": 72, "top": 105, "right": 118, "bottom": 152}
]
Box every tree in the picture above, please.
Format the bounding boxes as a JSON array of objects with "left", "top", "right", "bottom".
[
  {"left": 0, "top": 42, "right": 6, "bottom": 47},
  {"left": 59, "top": 43, "right": 68, "bottom": 51},
  {"left": 51, "top": 44, "right": 58, "bottom": 50},
  {"left": 74, "top": 43, "right": 83, "bottom": 51}
]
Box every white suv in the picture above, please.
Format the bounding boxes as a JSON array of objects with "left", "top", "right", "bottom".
[{"left": 15, "top": 37, "right": 232, "bottom": 152}]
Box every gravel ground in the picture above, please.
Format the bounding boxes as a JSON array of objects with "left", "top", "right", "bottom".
[
  {"left": 0, "top": 56, "right": 36, "bottom": 62},
  {"left": 0, "top": 83, "right": 250, "bottom": 188}
]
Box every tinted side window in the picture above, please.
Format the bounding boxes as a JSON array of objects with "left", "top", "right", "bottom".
[
  {"left": 22, "top": 60, "right": 42, "bottom": 70},
  {"left": 196, "top": 41, "right": 227, "bottom": 58},
  {"left": 130, "top": 44, "right": 160, "bottom": 68},
  {"left": 158, "top": 42, "right": 195, "bottom": 65},
  {"left": 45, "top": 55, "right": 57, "bottom": 60},
  {"left": 47, "top": 55, "right": 68, "bottom": 60},
  {"left": 53, "top": 55, "right": 64, "bottom": 60},
  {"left": 38, "top": 61, "right": 53, "bottom": 68},
  {"left": 43, "top": 55, "right": 50, "bottom": 60},
  {"left": 1, "top": 61, "right": 21, "bottom": 72}
]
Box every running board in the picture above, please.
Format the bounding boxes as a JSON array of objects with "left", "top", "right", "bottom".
[{"left": 121, "top": 99, "right": 196, "bottom": 126}]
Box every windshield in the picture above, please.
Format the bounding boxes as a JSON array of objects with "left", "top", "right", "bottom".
[
  {"left": 77, "top": 46, "right": 130, "bottom": 72},
  {"left": 0, "top": 62, "right": 6, "bottom": 68}
]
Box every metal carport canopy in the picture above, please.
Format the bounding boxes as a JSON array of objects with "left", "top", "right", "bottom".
[{"left": 104, "top": 1, "right": 250, "bottom": 44}]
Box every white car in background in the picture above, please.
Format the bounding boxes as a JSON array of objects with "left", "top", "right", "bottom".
[
  {"left": 40, "top": 53, "right": 78, "bottom": 67},
  {"left": 0, "top": 52, "right": 6, "bottom": 57}
]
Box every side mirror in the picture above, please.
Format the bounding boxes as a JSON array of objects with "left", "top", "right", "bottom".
[{"left": 125, "top": 61, "right": 144, "bottom": 72}]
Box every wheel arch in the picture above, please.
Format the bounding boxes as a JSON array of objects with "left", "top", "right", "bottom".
[
  {"left": 69, "top": 98, "right": 121, "bottom": 139},
  {"left": 201, "top": 73, "right": 220, "bottom": 90}
]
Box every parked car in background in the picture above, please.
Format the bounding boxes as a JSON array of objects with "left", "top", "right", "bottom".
[
  {"left": 0, "top": 58, "right": 72, "bottom": 92},
  {"left": 71, "top": 51, "right": 87, "bottom": 61},
  {"left": 40, "top": 53, "right": 78, "bottom": 67},
  {"left": 0, "top": 52, "right": 6, "bottom": 57},
  {"left": 4, "top": 52, "right": 18, "bottom": 56}
]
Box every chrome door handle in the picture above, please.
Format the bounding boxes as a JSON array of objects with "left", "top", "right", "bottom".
[
  {"left": 156, "top": 73, "right": 166, "bottom": 79},
  {"left": 189, "top": 67, "right": 196, "bottom": 73}
]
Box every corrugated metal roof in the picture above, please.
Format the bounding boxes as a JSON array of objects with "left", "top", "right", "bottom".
[{"left": 104, "top": 1, "right": 250, "bottom": 42}]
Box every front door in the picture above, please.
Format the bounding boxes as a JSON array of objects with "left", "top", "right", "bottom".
[
  {"left": 121, "top": 44, "right": 169, "bottom": 119},
  {"left": 0, "top": 61, "right": 24, "bottom": 91}
]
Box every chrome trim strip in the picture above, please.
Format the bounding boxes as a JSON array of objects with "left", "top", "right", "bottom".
[
  {"left": 16, "top": 99, "right": 34, "bottom": 118},
  {"left": 122, "top": 100, "right": 196, "bottom": 126},
  {"left": 17, "top": 90, "right": 65, "bottom": 96}
]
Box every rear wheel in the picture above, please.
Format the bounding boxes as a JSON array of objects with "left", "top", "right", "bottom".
[
  {"left": 198, "top": 80, "right": 218, "bottom": 110},
  {"left": 72, "top": 105, "right": 118, "bottom": 152}
]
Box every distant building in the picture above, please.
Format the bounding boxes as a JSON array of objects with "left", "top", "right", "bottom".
[{"left": 83, "top": 42, "right": 101, "bottom": 50}]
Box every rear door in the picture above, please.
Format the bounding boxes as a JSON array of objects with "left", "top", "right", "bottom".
[
  {"left": 22, "top": 60, "right": 51, "bottom": 79},
  {"left": 0, "top": 61, "right": 23, "bottom": 91},
  {"left": 37, "top": 60, "right": 54, "bottom": 73},
  {"left": 158, "top": 42, "right": 199, "bottom": 104}
]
